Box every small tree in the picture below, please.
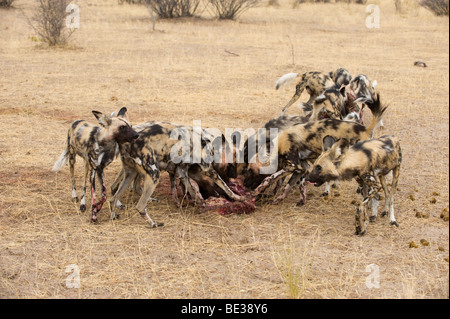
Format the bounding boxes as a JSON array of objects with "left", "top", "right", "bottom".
[
  {"left": 29, "top": 0, "right": 76, "bottom": 46},
  {"left": 420, "top": 0, "right": 449, "bottom": 16},
  {"left": 209, "top": 0, "right": 260, "bottom": 19}
]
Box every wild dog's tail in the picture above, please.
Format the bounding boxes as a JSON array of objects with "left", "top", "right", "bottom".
[
  {"left": 52, "top": 134, "right": 70, "bottom": 172},
  {"left": 365, "top": 93, "right": 388, "bottom": 138},
  {"left": 276, "top": 73, "right": 299, "bottom": 90}
]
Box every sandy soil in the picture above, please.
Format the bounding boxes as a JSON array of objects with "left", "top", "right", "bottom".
[{"left": 0, "top": 0, "right": 448, "bottom": 298}]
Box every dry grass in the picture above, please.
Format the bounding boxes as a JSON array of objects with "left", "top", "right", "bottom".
[{"left": 0, "top": 0, "right": 448, "bottom": 298}]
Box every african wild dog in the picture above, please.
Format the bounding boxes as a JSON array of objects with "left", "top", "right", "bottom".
[
  {"left": 52, "top": 107, "right": 139, "bottom": 222},
  {"left": 305, "top": 135, "right": 402, "bottom": 236},
  {"left": 277, "top": 92, "right": 386, "bottom": 165},
  {"left": 346, "top": 74, "right": 382, "bottom": 130},
  {"left": 254, "top": 94, "right": 387, "bottom": 205},
  {"left": 109, "top": 122, "right": 244, "bottom": 226},
  {"left": 309, "top": 86, "right": 360, "bottom": 123},
  {"left": 241, "top": 110, "right": 361, "bottom": 203},
  {"left": 276, "top": 68, "right": 352, "bottom": 116}
]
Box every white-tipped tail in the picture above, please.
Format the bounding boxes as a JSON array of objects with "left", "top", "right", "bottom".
[
  {"left": 275, "top": 73, "right": 299, "bottom": 90},
  {"left": 52, "top": 149, "right": 69, "bottom": 172}
]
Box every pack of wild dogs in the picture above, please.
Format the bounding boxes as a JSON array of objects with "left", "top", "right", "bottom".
[{"left": 53, "top": 68, "right": 402, "bottom": 236}]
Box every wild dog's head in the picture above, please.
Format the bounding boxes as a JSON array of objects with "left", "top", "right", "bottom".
[
  {"left": 312, "top": 87, "right": 348, "bottom": 121},
  {"left": 312, "top": 85, "right": 362, "bottom": 122},
  {"left": 347, "top": 74, "right": 378, "bottom": 104},
  {"left": 305, "top": 136, "right": 349, "bottom": 187},
  {"left": 92, "top": 107, "right": 139, "bottom": 144},
  {"left": 329, "top": 68, "right": 352, "bottom": 88}
]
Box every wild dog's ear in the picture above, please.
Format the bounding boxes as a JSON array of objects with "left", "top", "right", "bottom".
[
  {"left": 117, "top": 107, "right": 128, "bottom": 119},
  {"left": 92, "top": 110, "right": 112, "bottom": 127},
  {"left": 315, "top": 94, "right": 326, "bottom": 103},
  {"left": 339, "top": 85, "right": 347, "bottom": 97},
  {"left": 331, "top": 138, "right": 350, "bottom": 159},
  {"left": 322, "top": 135, "right": 336, "bottom": 152},
  {"left": 298, "top": 149, "right": 312, "bottom": 160}
]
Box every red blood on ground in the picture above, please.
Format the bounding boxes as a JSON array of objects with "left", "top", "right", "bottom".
[{"left": 201, "top": 178, "right": 256, "bottom": 215}]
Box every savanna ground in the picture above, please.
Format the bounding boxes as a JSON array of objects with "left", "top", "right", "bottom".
[{"left": 0, "top": 0, "right": 448, "bottom": 299}]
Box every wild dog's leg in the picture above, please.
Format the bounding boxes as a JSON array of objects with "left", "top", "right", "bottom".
[
  {"left": 379, "top": 174, "right": 390, "bottom": 219},
  {"left": 253, "top": 169, "right": 291, "bottom": 197},
  {"left": 296, "top": 177, "right": 307, "bottom": 206},
  {"left": 272, "top": 172, "right": 301, "bottom": 204},
  {"left": 90, "top": 169, "right": 99, "bottom": 222},
  {"left": 110, "top": 166, "right": 138, "bottom": 220},
  {"left": 388, "top": 168, "right": 400, "bottom": 227},
  {"left": 273, "top": 177, "right": 285, "bottom": 196},
  {"left": 189, "top": 178, "right": 204, "bottom": 204},
  {"left": 177, "top": 166, "right": 200, "bottom": 205},
  {"left": 79, "top": 160, "right": 90, "bottom": 212},
  {"left": 304, "top": 94, "right": 317, "bottom": 109},
  {"left": 203, "top": 165, "right": 245, "bottom": 202},
  {"left": 322, "top": 182, "right": 331, "bottom": 197},
  {"left": 355, "top": 178, "right": 369, "bottom": 235},
  {"left": 356, "top": 175, "right": 382, "bottom": 235},
  {"left": 281, "top": 83, "right": 305, "bottom": 115},
  {"left": 69, "top": 147, "right": 78, "bottom": 202},
  {"left": 95, "top": 168, "right": 107, "bottom": 213},
  {"left": 111, "top": 168, "right": 124, "bottom": 196},
  {"left": 355, "top": 203, "right": 368, "bottom": 236},
  {"left": 169, "top": 172, "right": 180, "bottom": 207},
  {"left": 136, "top": 174, "right": 163, "bottom": 228},
  {"left": 131, "top": 174, "right": 143, "bottom": 195},
  {"left": 369, "top": 196, "right": 379, "bottom": 222}
]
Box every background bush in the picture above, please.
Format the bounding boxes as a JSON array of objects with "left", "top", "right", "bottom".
[
  {"left": 0, "top": 0, "right": 15, "bottom": 8},
  {"left": 29, "top": 0, "right": 76, "bottom": 46},
  {"left": 420, "top": 0, "right": 449, "bottom": 16},
  {"left": 208, "top": 0, "right": 260, "bottom": 19},
  {"left": 145, "top": 0, "right": 201, "bottom": 18}
]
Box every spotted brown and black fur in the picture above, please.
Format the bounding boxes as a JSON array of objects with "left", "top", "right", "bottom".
[
  {"left": 52, "top": 107, "right": 139, "bottom": 222},
  {"left": 254, "top": 94, "right": 387, "bottom": 205},
  {"left": 110, "top": 122, "right": 244, "bottom": 226},
  {"left": 306, "top": 135, "right": 402, "bottom": 235},
  {"left": 276, "top": 68, "right": 352, "bottom": 117}
]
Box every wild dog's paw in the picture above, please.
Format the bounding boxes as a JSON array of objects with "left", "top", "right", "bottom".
[
  {"left": 369, "top": 215, "right": 377, "bottom": 222},
  {"left": 390, "top": 221, "right": 399, "bottom": 227},
  {"left": 79, "top": 204, "right": 86, "bottom": 212},
  {"left": 151, "top": 222, "right": 164, "bottom": 228}
]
